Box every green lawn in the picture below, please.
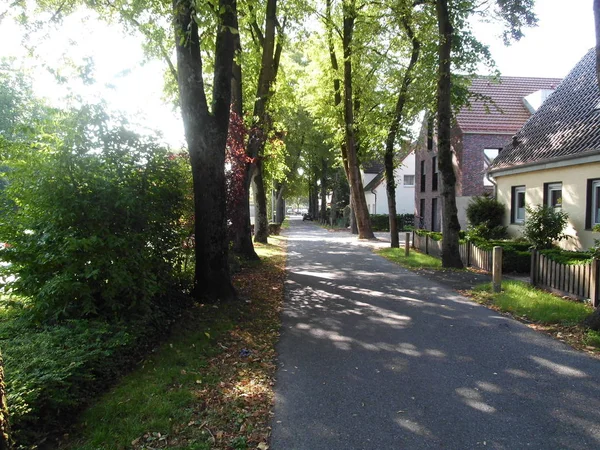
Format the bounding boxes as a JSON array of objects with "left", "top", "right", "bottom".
[
  {"left": 472, "top": 280, "right": 593, "bottom": 325},
  {"left": 376, "top": 247, "right": 443, "bottom": 270}
]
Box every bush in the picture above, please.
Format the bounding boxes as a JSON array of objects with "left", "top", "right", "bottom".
[
  {"left": 466, "top": 195, "right": 507, "bottom": 240},
  {"left": 540, "top": 249, "right": 592, "bottom": 265},
  {"left": 1, "top": 296, "right": 189, "bottom": 446},
  {"left": 523, "top": 205, "right": 569, "bottom": 249},
  {"left": 471, "top": 240, "right": 532, "bottom": 273},
  {"left": 0, "top": 106, "right": 191, "bottom": 321}
]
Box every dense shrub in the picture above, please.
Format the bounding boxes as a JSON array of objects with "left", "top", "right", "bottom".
[
  {"left": 370, "top": 214, "right": 414, "bottom": 232},
  {"left": 466, "top": 195, "right": 507, "bottom": 240},
  {"left": 466, "top": 239, "right": 531, "bottom": 273},
  {"left": 540, "top": 249, "right": 593, "bottom": 265},
  {"left": 1, "top": 294, "right": 190, "bottom": 446},
  {"left": 0, "top": 106, "right": 192, "bottom": 321},
  {"left": 523, "top": 205, "right": 569, "bottom": 249}
]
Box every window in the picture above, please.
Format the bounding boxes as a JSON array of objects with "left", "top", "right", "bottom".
[
  {"left": 431, "top": 156, "right": 438, "bottom": 191},
  {"left": 420, "top": 160, "right": 426, "bottom": 192},
  {"left": 544, "top": 182, "right": 562, "bottom": 211},
  {"left": 404, "top": 175, "right": 415, "bottom": 187},
  {"left": 511, "top": 186, "right": 526, "bottom": 224},
  {"left": 483, "top": 149, "right": 500, "bottom": 186},
  {"left": 588, "top": 179, "right": 600, "bottom": 228}
]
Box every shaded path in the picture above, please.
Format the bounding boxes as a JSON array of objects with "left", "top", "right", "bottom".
[{"left": 270, "top": 218, "right": 600, "bottom": 449}]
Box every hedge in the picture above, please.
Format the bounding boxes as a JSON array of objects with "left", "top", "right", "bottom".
[{"left": 369, "top": 214, "right": 415, "bottom": 232}]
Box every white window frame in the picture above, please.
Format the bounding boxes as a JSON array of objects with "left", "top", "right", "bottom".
[
  {"left": 403, "top": 174, "right": 415, "bottom": 187},
  {"left": 592, "top": 180, "right": 600, "bottom": 227},
  {"left": 546, "top": 182, "right": 562, "bottom": 211},
  {"left": 513, "top": 186, "right": 526, "bottom": 224}
]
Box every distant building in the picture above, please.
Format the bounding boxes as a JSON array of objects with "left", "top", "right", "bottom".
[
  {"left": 415, "top": 75, "right": 561, "bottom": 231},
  {"left": 363, "top": 152, "right": 415, "bottom": 216}
]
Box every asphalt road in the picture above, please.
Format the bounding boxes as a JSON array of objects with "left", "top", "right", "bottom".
[{"left": 270, "top": 218, "right": 600, "bottom": 450}]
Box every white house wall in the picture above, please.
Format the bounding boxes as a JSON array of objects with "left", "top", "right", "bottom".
[
  {"left": 365, "top": 153, "right": 416, "bottom": 215},
  {"left": 494, "top": 161, "right": 600, "bottom": 251}
]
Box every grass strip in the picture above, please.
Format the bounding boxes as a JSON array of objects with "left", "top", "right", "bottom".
[
  {"left": 63, "top": 236, "right": 286, "bottom": 450},
  {"left": 376, "top": 247, "right": 443, "bottom": 270},
  {"left": 470, "top": 280, "right": 600, "bottom": 352}
]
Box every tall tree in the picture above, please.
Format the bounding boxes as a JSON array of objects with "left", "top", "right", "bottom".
[
  {"left": 432, "top": 0, "right": 536, "bottom": 268},
  {"left": 435, "top": 0, "right": 463, "bottom": 268},
  {"left": 246, "top": 0, "right": 284, "bottom": 243},
  {"left": 173, "top": 0, "right": 237, "bottom": 300},
  {"left": 383, "top": 6, "right": 421, "bottom": 248}
]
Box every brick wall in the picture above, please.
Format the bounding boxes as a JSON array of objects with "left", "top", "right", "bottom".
[{"left": 460, "top": 133, "right": 512, "bottom": 196}]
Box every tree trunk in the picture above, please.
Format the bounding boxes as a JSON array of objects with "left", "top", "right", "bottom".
[
  {"left": 384, "top": 14, "right": 420, "bottom": 249},
  {"left": 247, "top": 0, "right": 280, "bottom": 244},
  {"left": 349, "top": 194, "right": 358, "bottom": 234},
  {"left": 253, "top": 163, "right": 269, "bottom": 243},
  {"left": 436, "top": 0, "right": 464, "bottom": 269},
  {"left": 230, "top": 10, "right": 258, "bottom": 260},
  {"left": 275, "top": 181, "right": 285, "bottom": 223},
  {"left": 320, "top": 158, "right": 328, "bottom": 223},
  {"left": 0, "top": 350, "right": 11, "bottom": 450},
  {"left": 173, "top": 0, "right": 237, "bottom": 301},
  {"left": 342, "top": 0, "right": 374, "bottom": 240},
  {"left": 595, "top": 0, "right": 600, "bottom": 87}
]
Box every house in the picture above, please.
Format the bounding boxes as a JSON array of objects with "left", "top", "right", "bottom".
[
  {"left": 488, "top": 48, "right": 600, "bottom": 251},
  {"left": 415, "top": 75, "right": 561, "bottom": 231},
  {"left": 363, "top": 152, "right": 416, "bottom": 215}
]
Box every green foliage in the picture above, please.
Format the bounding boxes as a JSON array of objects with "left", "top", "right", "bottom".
[
  {"left": 415, "top": 229, "right": 443, "bottom": 241},
  {"left": 369, "top": 214, "right": 414, "bottom": 232},
  {"left": 540, "top": 249, "right": 593, "bottom": 265},
  {"left": 0, "top": 105, "right": 192, "bottom": 321},
  {"left": 472, "top": 280, "right": 592, "bottom": 325},
  {"left": 465, "top": 195, "right": 507, "bottom": 240},
  {"left": 522, "top": 205, "right": 569, "bottom": 250},
  {"left": 590, "top": 224, "right": 600, "bottom": 258}
]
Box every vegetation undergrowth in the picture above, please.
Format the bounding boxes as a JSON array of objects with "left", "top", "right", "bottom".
[
  {"left": 61, "top": 236, "right": 286, "bottom": 450},
  {"left": 469, "top": 280, "right": 600, "bottom": 353},
  {"left": 376, "top": 247, "right": 443, "bottom": 270}
]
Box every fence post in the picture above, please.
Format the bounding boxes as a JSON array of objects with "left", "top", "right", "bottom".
[
  {"left": 425, "top": 235, "right": 429, "bottom": 255},
  {"left": 412, "top": 230, "right": 415, "bottom": 249},
  {"left": 493, "top": 246, "right": 503, "bottom": 293},
  {"left": 530, "top": 249, "right": 537, "bottom": 286},
  {"left": 405, "top": 232, "right": 410, "bottom": 257},
  {"left": 467, "top": 241, "right": 472, "bottom": 267},
  {"left": 591, "top": 258, "right": 599, "bottom": 308}
]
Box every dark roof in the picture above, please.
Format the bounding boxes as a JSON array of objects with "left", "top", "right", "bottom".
[
  {"left": 362, "top": 160, "right": 384, "bottom": 174},
  {"left": 457, "top": 76, "right": 562, "bottom": 134},
  {"left": 364, "top": 171, "right": 384, "bottom": 191},
  {"left": 490, "top": 48, "right": 600, "bottom": 171}
]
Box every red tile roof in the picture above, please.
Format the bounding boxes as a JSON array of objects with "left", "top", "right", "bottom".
[
  {"left": 490, "top": 49, "right": 600, "bottom": 171},
  {"left": 457, "top": 76, "right": 562, "bottom": 134}
]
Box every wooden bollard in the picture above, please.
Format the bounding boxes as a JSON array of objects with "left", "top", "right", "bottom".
[
  {"left": 405, "top": 232, "right": 410, "bottom": 257},
  {"left": 493, "top": 246, "right": 503, "bottom": 293}
]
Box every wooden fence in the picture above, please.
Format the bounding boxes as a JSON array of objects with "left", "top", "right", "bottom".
[
  {"left": 412, "top": 232, "right": 492, "bottom": 272},
  {"left": 530, "top": 249, "right": 599, "bottom": 307}
]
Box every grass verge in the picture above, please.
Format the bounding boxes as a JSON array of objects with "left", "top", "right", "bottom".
[
  {"left": 61, "top": 237, "right": 286, "bottom": 450},
  {"left": 376, "top": 247, "right": 443, "bottom": 270},
  {"left": 469, "top": 280, "right": 600, "bottom": 353}
]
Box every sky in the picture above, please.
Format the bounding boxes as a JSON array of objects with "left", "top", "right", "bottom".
[{"left": 0, "top": 0, "right": 596, "bottom": 146}]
